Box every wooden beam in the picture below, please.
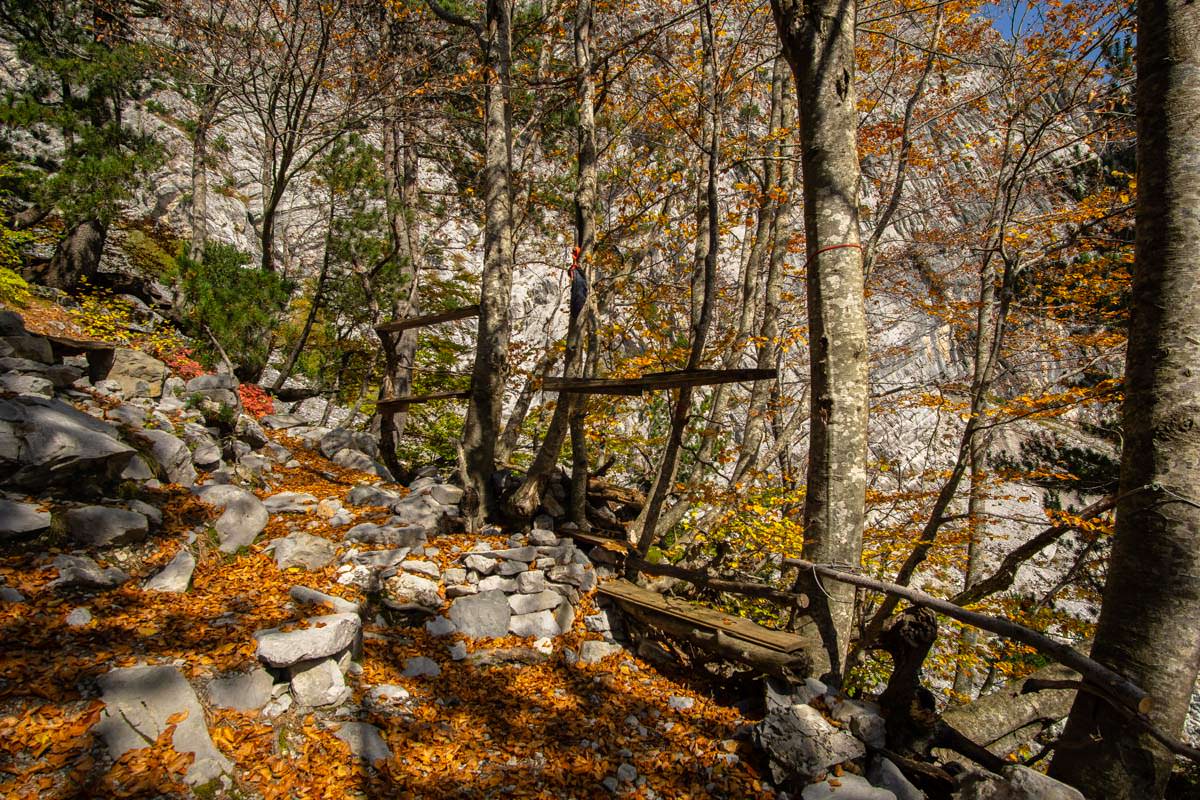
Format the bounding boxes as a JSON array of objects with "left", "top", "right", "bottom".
[
  {"left": 544, "top": 368, "right": 777, "bottom": 395},
  {"left": 625, "top": 556, "right": 809, "bottom": 609},
  {"left": 376, "top": 390, "right": 470, "bottom": 411},
  {"left": 375, "top": 304, "right": 481, "bottom": 334},
  {"left": 783, "top": 558, "right": 1153, "bottom": 716}
]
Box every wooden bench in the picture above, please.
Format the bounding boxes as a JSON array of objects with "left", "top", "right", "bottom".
[
  {"left": 43, "top": 334, "right": 118, "bottom": 383},
  {"left": 598, "top": 578, "right": 813, "bottom": 678}
]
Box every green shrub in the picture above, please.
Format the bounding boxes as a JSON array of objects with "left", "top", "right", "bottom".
[{"left": 0, "top": 267, "right": 31, "bottom": 306}]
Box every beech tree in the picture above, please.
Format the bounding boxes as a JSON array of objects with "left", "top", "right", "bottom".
[
  {"left": 1048, "top": 0, "right": 1200, "bottom": 796},
  {"left": 771, "top": 0, "right": 869, "bottom": 678}
]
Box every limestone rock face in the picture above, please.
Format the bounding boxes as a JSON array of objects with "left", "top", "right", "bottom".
[
  {"left": 95, "top": 665, "right": 233, "bottom": 786},
  {"left": 0, "top": 396, "right": 135, "bottom": 489}
]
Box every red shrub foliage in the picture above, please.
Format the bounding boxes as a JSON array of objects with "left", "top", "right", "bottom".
[{"left": 238, "top": 383, "right": 274, "bottom": 419}]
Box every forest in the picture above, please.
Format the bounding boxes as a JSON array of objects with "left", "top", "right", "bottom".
[{"left": 0, "top": 0, "right": 1197, "bottom": 797}]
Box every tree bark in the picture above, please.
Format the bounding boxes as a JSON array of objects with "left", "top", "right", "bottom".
[
  {"left": 1049, "top": 1, "right": 1200, "bottom": 795},
  {"left": 460, "top": 0, "right": 516, "bottom": 528},
  {"left": 771, "top": 0, "right": 868, "bottom": 680},
  {"left": 44, "top": 218, "right": 106, "bottom": 291}
]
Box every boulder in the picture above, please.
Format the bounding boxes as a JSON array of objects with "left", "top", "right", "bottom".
[
  {"left": 0, "top": 396, "right": 135, "bottom": 490},
  {"left": 509, "top": 610, "right": 560, "bottom": 638},
  {"left": 208, "top": 667, "right": 275, "bottom": 711},
  {"left": 401, "top": 656, "right": 441, "bottom": 678},
  {"left": 0, "top": 372, "right": 54, "bottom": 397},
  {"left": 0, "top": 498, "right": 51, "bottom": 539},
  {"left": 753, "top": 704, "right": 866, "bottom": 785},
  {"left": 345, "top": 522, "right": 426, "bottom": 548},
  {"left": 234, "top": 415, "right": 268, "bottom": 448},
  {"left": 143, "top": 549, "right": 196, "bottom": 593},
  {"left": 319, "top": 429, "right": 378, "bottom": 459},
  {"left": 260, "top": 413, "right": 304, "bottom": 430},
  {"left": 1, "top": 335, "right": 53, "bottom": 363},
  {"left": 346, "top": 485, "right": 401, "bottom": 507},
  {"left": 429, "top": 484, "right": 464, "bottom": 505},
  {"left": 382, "top": 572, "right": 442, "bottom": 612},
  {"left": 332, "top": 448, "right": 394, "bottom": 480},
  {"left": 95, "top": 665, "right": 233, "bottom": 786},
  {"left": 802, "top": 774, "right": 897, "bottom": 800},
  {"left": 106, "top": 348, "right": 168, "bottom": 398},
  {"left": 66, "top": 606, "right": 92, "bottom": 626},
  {"left": 334, "top": 721, "right": 392, "bottom": 765},
  {"left": 254, "top": 613, "right": 362, "bottom": 668},
  {"left": 271, "top": 532, "right": 336, "bottom": 571},
  {"left": 448, "top": 590, "right": 511, "bottom": 639},
  {"left": 289, "top": 658, "right": 351, "bottom": 707},
  {"left": 954, "top": 766, "right": 1085, "bottom": 800},
  {"left": 65, "top": 506, "right": 149, "bottom": 547},
  {"left": 509, "top": 590, "right": 564, "bottom": 615},
  {"left": 49, "top": 554, "right": 129, "bottom": 591},
  {"left": 867, "top": 757, "right": 925, "bottom": 800},
  {"left": 135, "top": 428, "right": 197, "bottom": 486},
  {"left": 195, "top": 484, "right": 268, "bottom": 552},
  {"left": 263, "top": 492, "right": 318, "bottom": 514},
  {"left": 578, "top": 641, "right": 624, "bottom": 664}
]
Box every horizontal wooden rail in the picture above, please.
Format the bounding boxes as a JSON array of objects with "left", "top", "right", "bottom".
[
  {"left": 376, "top": 390, "right": 471, "bottom": 411},
  {"left": 544, "top": 367, "right": 777, "bottom": 395},
  {"left": 375, "top": 304, "right": 480, "bottom": 334}
]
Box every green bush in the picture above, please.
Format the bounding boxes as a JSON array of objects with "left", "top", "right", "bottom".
[
  {"left": 0, "top": 267, "right": 31, "bottom": 306},
  {"left": 178, "top": 243, "right": 292, "bottom": 378}
]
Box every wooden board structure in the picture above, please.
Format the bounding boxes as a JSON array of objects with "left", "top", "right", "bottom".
[
  {"left": 599, "top": 577, "right": 808, "bottom": 654},
  {"left": 375, "top": 304, "right": 481, "bottom": 335},
  {"left": 544, "top": 367, "right": 777, "bottom": 396},
  {"left": 376, "top": 389, "right": 471, "bottom": 411}
]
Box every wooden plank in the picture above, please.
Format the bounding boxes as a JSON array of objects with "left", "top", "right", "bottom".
[
  {"left": 563, "top": 529, "right": 631, "bottom": 552},
  {"left": 376, "top": 390, "right": 471, "bottom": 411},
  {"left": 375, "top": 304, "right": 481, "bottom": 334},
  {"left": 626, "top": 556, "right": 808, "bottom": 609},
  {"left": 544, "top": 367, "right": 777, "bottom": 395},
  {"left": 598, "top": 578, "right": 807, "bottom": 654}
]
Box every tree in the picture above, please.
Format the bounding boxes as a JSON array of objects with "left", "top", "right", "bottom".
[
  {"left": 771, "top": 0, "right": 869, "bottom": 679},
  {"left": 0, "top": 0, "right": 162, "bottom": 289},
  {"left": 1048, "top": 0, "right": 1200, "bottom": 796}
]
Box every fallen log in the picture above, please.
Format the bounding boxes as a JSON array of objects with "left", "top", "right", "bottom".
[
  {"left": 625, "top": 556, "right": 809, "bottom": 609},
  {"left": 784, "top": 558, "right": 1152, "bottom": 716}
]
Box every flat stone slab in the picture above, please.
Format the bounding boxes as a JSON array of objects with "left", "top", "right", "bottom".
[
  {"left": 334, "top": 721, "right": 392, "bottom": 765},
  {"left": 208, "top": 667, "right": 275, "bottom": 711},
  {"left": 0, "top": 396, "right": 135, "bottom": 490},
  {"left": 448, "top": 590, "right": 511, "bottom": 639},
  {"left": 254, "top": 613, "right": 361, "bottom": 668},
  {"left": 65, "top": 506, "right": 149, "bottom": 547},
  {"left": 0, "top": 498, "right": 51, "bottom": 538},
  {"left": 289, "top": 658, "right": 350, "bottom": 707},
  {"left": 271, "top": 532, "right": 336, "bottom": 570},
  {"left": 345, "top": 522, "right": 426, "bottom": 548},
  {"left": 195, "top": 485, "right": 268, "bottom": 553},
  {"left": 288, "top": 585, "right": 360, "bottom": 615},
  {"left": 49, "top": 554, "right": 129, "bottom": 591},
  {"left": 263, "top": 492, "right": 318, "bottom": 514},
  {"left": 95, "top": 665, "right": 233, "bottom": 786},
  {"left": 143, "top": 549, "right": 196, "bottom": 593}
]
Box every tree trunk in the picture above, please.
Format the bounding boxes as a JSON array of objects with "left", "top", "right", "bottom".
[
  {"left": 189, "top": 92, "right": 218, "bottom": 263},
  {"left": 1049, "top": 1, "right": 1200, "bottom": 796},
  {"left": 461, "top": 0, "right": 516, "bottom": 528},
  {"left": 44, "top": 218, "right": 107, "bottom": 291},
  {"left": 771, "top": 0, "right": 868, "bottom": 680}
]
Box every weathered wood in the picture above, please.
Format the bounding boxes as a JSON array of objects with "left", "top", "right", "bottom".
[
  {"left": 617, "top": 598, "right": 812, "bottom": 680},
  {"left": 784, "top": 558, "right": 1153, "bottom": 716},
  {"left": 624, "top": 556, "right": 809, "bottom": 609},
  {"left": 376, "top": 390, "right": 471, "bottom": 411},
  {"left": 587, "top": 478, "right": 645, "bottom": 508},
  {"left": 599, "top": 578, "right": 808, "bottom": 654},
  {"left": 545, "top": 368, "right": 777, "bottom": 395},
  {"left": 374, "top": 304, "right": 481, "bottom": 334}
]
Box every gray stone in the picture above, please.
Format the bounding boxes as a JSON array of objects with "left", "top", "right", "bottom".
[
  {"left": 261, "top": 413, "right": 304, "bottom": 429},
  {"left": 264, "top": 491, "right": 318, "bottom": 514},
  {"left": 0, "top": 396, "right": 135, "bottom": 490},
  {"left": 448, "top": 642, "right": 468, "bottom": 660},
  {"left": 479, "top": 546, "right": 539, "bottom": 563},
  {"left": 65, "top": 506, "right": 149, "bottom": 547},
  {"left": 0, "top": 372, "right": 53, "bottom": 397},
  {"left": 402, "top": 656, "right": 441, "bottom": 678},
  {"left": 852, "top": 712, "right": 888, "bottom": 751},
  {"left": 195, "top": 484, "right": 268, "bottom": 552},
  {"left": 143, "top": 549, "right": 196, "bottom": 593},
  {"left": 463, "top": 554, "right": 497, "bottom": 574},
  {"left": 255, "top": 613, "right": 361, "bottom": 667},
  {"left": 0, "top": 587, "right": 25, "bottom": 602},
  {"left": 429, "top": 484, "right": 463, "bottom": 505},
  {"left": 332, "top": 448, "right": 394, "bottom": 481},
  {"left": 530, "top": 529, "right": 558, "bottom": 546},
  {"left": 579, "top": 641, "right": 624, "bottom": 664},
  {"left": 66, "top": 606, "right": 92, "bottom": 626},
  {"left": 509, "top": 610, "right": 560, "bottom": 638},
  {"left": 186, "top": 373, "right": 237, "bottom": 392},
  {"left": 135, "top": 428, "right": 197, "bottom": 486},
  {"left": 753, "top": 705, "right": 867, "bottom": 785},
  {"left": 272, "top": 532, "right": 337, "bottom": 570},
  {"left": 584, "top": 611, "right": 614, "bottom": 634},
  {"left": 2, "top": 335, "right": 53, "bottom": 363},
  {"left": 128, "top": 499, "right": 163, "bottom": 527},
  {"left": 401, "top": 559, "right": 441, "bottom": 579},
  {"left": 289, "top": 585, "right": 360, "bottom": 615},
  {"left": 96, "top": 665, "right": 233, "bottom": 786},
  {"left": 553, "top": 601, "right": 575, "bottom": 634},
  {"left": 446, "top": 584, "right": 478, "bottom": 598},
  {"left": 478, "top": 575, "right": 516, "bottom": 592},
  {"left": 290, "top": 658, "right": 351, "bottom": 707},
  {"left": 425, "top": 616, "right": 457, "bottom": 637},
  {"left": 617, "top": 763, "right": 638, "bottom": 783},
  {"left": 953, "top": 766, "right": 1085, "bottom": 800},
  {"left": 319, "top": 429, "right": 379, "bottom": 459},
  {"left": 382, "top": 572, "right": 442, "bottom": 611},
  {"left": 49, "top": 554, "right": 129, "bottom": 591},
  {"left": 802, "top": 774, "right": 896, "bottom": 800},
  {"left": 346, "top": 485, "right": 401, "bottom": 507},
  {"left": 334, "top": 721, "right": 392, "bottom": 765},
  {"left": 498, "top": 560, "right": 529, "bottom": 576},
  {"left": 516, "top": 570, "right": 546, "bottom": 594},
  {"left": 106, "top": 348, "right": 168, "bottom": 398},
  {"left": 548, "top": 563, "right": 596, "bottom": 591},
  {"left": 346, "top": 522, "right": 426, "bottom": 548},
  {"left": 208, "top": 667, "right": 275, "bottom": 711},
  {"left": 0, "top": 498, "right": 51, "bottom": 538},
  {"left": 448, "top": 590, "right": 511, "bottom": 639},
  {"left": 0, "top": 310, "right": 27, "bottom": 336},
  {"left": 234, "top": 415, "right": 269, "bottom": 448},
  {"left": 365, "top": 684, "right": 411, "bottom": 711},
  {"left": 443, "top": 567, "right": 467, "bottom": 585},
  {"left": 668, "top": 696, "right": 694, "bottom": 711},
  {"left": 509, "top": 590, "right": 564, "bottom": 615},
  {"left": 868, "top": 757, "right": 925, "bottom": 800},
  {"left": 120, "top": 455, "right": 155, "bottom": 482}
]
